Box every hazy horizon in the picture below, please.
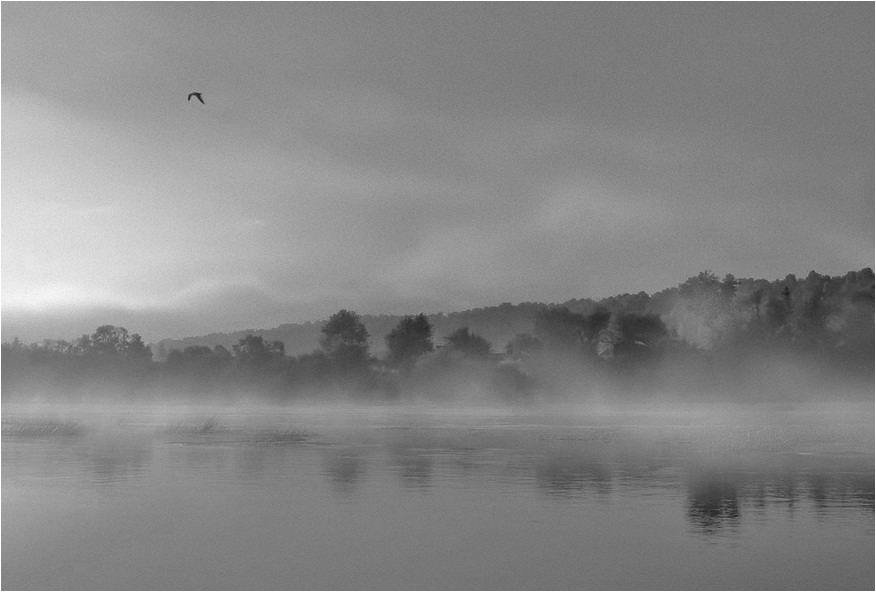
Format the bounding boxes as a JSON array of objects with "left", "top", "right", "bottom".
[
  {"left": 2, "top": 266, "right": 873, "bottom": 345},
  {"left": 3, "top": 4, "right": 873, "bottom": 343}
]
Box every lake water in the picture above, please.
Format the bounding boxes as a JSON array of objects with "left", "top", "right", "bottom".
[{"left": 2, "top": 402, "right": 873, "bottom": 590}]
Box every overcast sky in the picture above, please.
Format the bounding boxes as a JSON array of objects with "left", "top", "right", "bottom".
[{"left": 3, "top": 3, "right": 873, "bottom": 342}]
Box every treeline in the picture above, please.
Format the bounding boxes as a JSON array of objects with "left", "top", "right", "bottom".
[{"left": 2, "top": 269, "right": 873, "bottom": 403}]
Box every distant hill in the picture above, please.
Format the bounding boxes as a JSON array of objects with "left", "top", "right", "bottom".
[
  {"left": 152, "top": 268, "right": 875, "bottom": 363},
  {"left": 153, "top": 302, "right": 558, "bottom": 361},
  {"left": 7, "top": 269, "right": 872, "bottom": 406}
]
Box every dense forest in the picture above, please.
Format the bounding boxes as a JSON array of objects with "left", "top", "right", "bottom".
[{"left": 3, "top": 269, "right": 873, "bottom": 404}]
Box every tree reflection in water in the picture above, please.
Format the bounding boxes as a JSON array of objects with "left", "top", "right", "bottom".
[
  {"left": 535, "top": 455, "right": 613, "bottom": 496},
  {"left": 391, "top": 447, "right": 433, "bottom": 489},
  {"left": 325, "top": 450, "right": 366, "bottom": 495},
  {"left": 82, "top": 439, "right": 153, "bottom": 484},
  {"left": 687, "top": 473, "right": 741, "bottom": 534}
]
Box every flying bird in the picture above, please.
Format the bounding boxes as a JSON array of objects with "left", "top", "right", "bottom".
[{"left": 188, "top": 92, "right": 205, "bottom": 104}]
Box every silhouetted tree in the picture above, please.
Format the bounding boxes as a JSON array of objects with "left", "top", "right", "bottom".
[
  {"left": 169, "top": 345, "right": 232, "bottom": 370},
  {"left": 764, "top": 292, "right": 792, "bottom": 335},
  {"left": 445, "top": 327, "right": 491, "bottom": 358},
  {"left": 721, "top": 274, "right": 738, "bottom": 299},
  {"left": 615, "top": 313, "right": 667, "bottom": 347},
  {"left": 76, "top": 325, "right": 152, "bottom": 360},
  {"left": 165, "top": 344, "right": 234, "bottom": 392},
  {"left": 611, "top": 313, "right": 668, "bottom": 364},
  {"left": 233, "top": 334, "right": 285, "bottom": 369},
  {"left": 533, "top": 307, "right": 587, "bottom": 352},
  {"left": 668, "top": 271, "right": 739, "bottom": 349},
  {"left": 320, "top": 310, "right": 370, "bottom": 370},
  {"left": 386, "top": 314, "right": 434, "bottom": 366},
  {"left": 3, "top": 268, "right": 873, "bottom": 403},
  {"left": 286, "top": 350, "right": 333, "bottom": 389},
  {"left": 583, "top": 307, "right": 612, "bottom": 342}
]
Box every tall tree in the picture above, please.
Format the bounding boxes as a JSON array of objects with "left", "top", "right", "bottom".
[
  {"left": 533, "top": 307, "right": 587, "bottom": 351},
  {"left": 615, "top": 313, "right": 668, "bottom": 346},
  {"left": 320, "top": 310, "right": 370, "bottom": 369},
  {"left": 445, "top": 327, "right": 492, "bottom": 358},
  {"left": 233, "top": 335, "right": 285, "bottom": 369},
  {"left": 668, "top": 271, "right": 738, "bottom": 349},
  {"left": 386, "top": 314, "right": 434, "bottom": 366},
  {"left": 76, "top": 325, "right": 152, "bottom": 360},
  {"left": 583, "top": 308, "right": 612, "bottom": 342}
]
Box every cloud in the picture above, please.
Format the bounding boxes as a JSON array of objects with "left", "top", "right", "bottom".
[
  {"left": 3, "top": 5, "right": 871, "bottom": 343},
  {"left": 3, "top": 275, "right": 259, "bottom": 312},
  {"left": 2, "top": 283, "right": 129, "bottom": 311},
  {"left": 533, "top": 177, "right": 670, "bottom": 237}
]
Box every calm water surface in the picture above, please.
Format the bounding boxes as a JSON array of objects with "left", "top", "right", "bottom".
[{"left": 2, "top": 403, "right": 873, "bottom": 590}]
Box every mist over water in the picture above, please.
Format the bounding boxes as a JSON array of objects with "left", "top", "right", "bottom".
[
  {"left": 3, "top": 1, "right": 872, "bottom": 587},
  {"left": 3, "top": 399, "right": 873, "bottom": 590}
]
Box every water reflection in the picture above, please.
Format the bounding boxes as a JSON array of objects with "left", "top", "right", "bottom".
[
  {"left": 82, "top": 440, "right": 153, "bottom": 484},
  {"left": 324, "top": 450, "right": 366, "bottom": 494},
  {"left": 2, "top": 410, "right": 873, "bottom": 591},
  {"left": 687, "top": 473, "right": 741, "bottom": 534},
  {"left": 5, "top": 421, "right": 873, "bottom": 518},
  {"left": 682, "top": 463, "right": 875, "bottom": 535},
  {"left": 534, "top": 455, "right": 612, "bottom": 496},
  {"left": 389, "top": 445, "right": 433, "bottom": 489}
]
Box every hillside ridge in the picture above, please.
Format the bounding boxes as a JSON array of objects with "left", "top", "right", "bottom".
[{"left": 153, "top": 268, "right": 875, "bottom": 361}]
